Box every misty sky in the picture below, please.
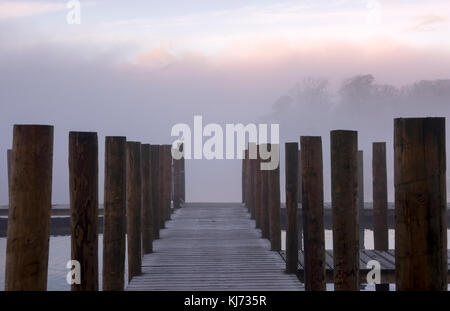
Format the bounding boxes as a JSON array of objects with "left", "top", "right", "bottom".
[{"left": 1, "top": 0, "right": 450, "bottom": 204}]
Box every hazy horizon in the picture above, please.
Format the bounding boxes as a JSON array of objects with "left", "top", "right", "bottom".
[{"left": 1, "top": 0, "right": 450, "bottom": 204}]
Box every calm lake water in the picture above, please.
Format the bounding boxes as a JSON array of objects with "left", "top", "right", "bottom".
[{"left": 0, "top": 229, "right": 448, "bottom": 291}]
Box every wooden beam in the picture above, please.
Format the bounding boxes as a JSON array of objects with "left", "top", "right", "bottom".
[
  {"left": 268, "top": 144, "right": 281, "bottom": 251},
  {"left": 150, "top": 145, "right": 160, "bottom": 239},
  {"left": 260, "top": 144, "right": 270, "bottom": 239},
  {"left": 69, "top": 131, "right": 99, "bottom": 291},
  {"left": 330, "top": 130, "right": 359, "bottom": 291},
  {"left": 372, "top": 142, "right": 389, "bottom": 291},
  {"left": 141, "top": 144, "right": 153, "bottom": 254},
  {"left": 301, "top": 136, "right": 326, "bottom": 291},
  {"left": 394, "top": 117, "right": 447, "bottom": 290},
  {"left": 103, "top": 136, "right": 127, "bottom": 291},
  {"left": 5, "top": 125, "right": 53, "bottom": 291},
  {"left": 285, "top": 142, "right": 298, "bottom": 274},
  {"left": 358, "top": 150, "right": 365, "bottom": 250},
  {"left": 126, "top": 141, "right": 142, "bottom": 282}
]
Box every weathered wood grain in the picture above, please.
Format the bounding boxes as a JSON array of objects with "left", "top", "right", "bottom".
[
  {"left": 69, "top": 131, "right": 99, "bottom": 291},
  {"left": 126, "top": 203, "right": 303, "bottom": 291},
  {"left": 103, "top": 136, "right": 126, "bottom": 291},
  {"left": 5, "top": 125, "right": 54, "bottom": 291},
  {"left": 126, "top": 141, "right": 142, "bottom": 282},
  {"left": 394, "top": 118, "right": 447, "bottom": 291},
  {"left": 141, "top": 144, "right": 153, "bottom": 254},
  {"left": 330, "top": 130, "right": 359, "bottom": 291},
  {"left": 301, "top": 136, "right": 325, "bottom": 291},
  {"left": 150, "top": 145, "right": 160, "bottom": 239},
  {"left": 285, "top": 142, "right": 298, "bottom": 274}
]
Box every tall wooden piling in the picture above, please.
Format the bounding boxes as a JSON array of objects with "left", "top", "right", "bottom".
[
  {"left": 372, "top": 142, "right": 389, "bottom": 291},
  {"left": 173, "top": 144, "right": 182, "bottom": 210},
  {"left": 394, "top": 117, "right": 447, "bottom": 291},
  {"left": 330, "top": 130, "right": 359, "bottom": 291},
  {"left": 242, "top": 152, "right": 246, "bottom": 204},
  {"left": 103, "top": 136, "right": 127, "bottom": 291},
  {"left": 254, "top": 145, "right": 262, "bottom": 229},
  {"left": 180, "top": 155, "right": 185, "bottom": 204},
  {"left": 301, "top": 136, "right": 326, "bottom": 291},
  {"left": 126, "top": 142, "right": 142, "bottom": 282},
  {"left": 357, "top": 150, "right": 365, "bottom": 249},
  {"left": 243, "top": 149, "right": 248, "bottom": 210},
  {"left": 260, "top": 144, "right": 270, "bottom": 239},
  {"left": 248, "top": 143, "right": 256, "bottom": 220},
  {"left": 268, "top": 144, "right": 281, "bottom": 251},
  {"left": 7, "top": 149, "right": 12, "bottom": 205},
  {"left": 285, "top": 142, "right": 298, "bottom": 274},
  {"left": 166, "top": 145, "right": 173, "bottom": 220},
  {"left": 298, "top": 150, "right": 302, "bottom": 204},
  {"left": 69, "top": 132, "right": 99, "bottom": 291},
  {"left": 141, "top": 144, "right": 153, "bottom": 254},
  {"left": 298, "top": 150, "right": 303, "bottom": 251},
  {"left": 5, "top": 125, "right": 53, "bottom": 291},
  {"left": 158, "top": 145, "right": 166, "bottom": 229},
  {"left": 150, "top": 145, "right": 160, "bottom": 239},
  {"left": 161, "top": 145, "right": 172, "bottom": 222}
]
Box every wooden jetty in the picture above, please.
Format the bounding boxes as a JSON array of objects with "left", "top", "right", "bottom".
[
  {"left": 3, "top": 117, "right": 449, "bottom": 291},
  {"left": 279, "top": 250, "right": 450, "bottom": 284},
  {"left": 126, "top": 203, "right": 303, "bottom": 291}
]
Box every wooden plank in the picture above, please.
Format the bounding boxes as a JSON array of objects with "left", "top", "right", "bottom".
[
  {"left": 371, "top": 250, "right": 395, "bottom": 270},
  {"left": 324, "top": 250, "right": 334, "bottom": 270},
  {"left": 127, "top": 203, "right": 303, "bottom": 291}
]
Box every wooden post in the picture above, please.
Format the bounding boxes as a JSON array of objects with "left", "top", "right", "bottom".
[
  {"left": 141, "top": 144, "right": 153, "bottom": 254},
  {"left": 161, "top": 145, "right": 172, "bottom": 222},
  {"left": 260, "top": 144, "right": 270, "bottom": 239},
  {"left": 298, "top": 150, "right": 303, "bottom": 251},
  {"left": 285, "top": 142, "right": 298, "bottom": 274},
  {"left": 330, "top": 130, "right": 359, "bottom": 291},
  {"left": 103, "top": 136, "right": 127, "bottom": 291},
  {"left": 244, "top": 149, "right": 248, "bottom": 210},
  {"left": 248, "top": 143, "right": 256, "bottom": 220},
  {"left": 172, "top": 143, "right": 182, "bottom": 210},
  {"left": 268, "top": 144, "right": 281, "bottom": 251},
  {"left": 126, "top": 142, "right": 142, "bottom": 282},
  {"left": 372, "top": 142, "right": 389, "bottom": 291},
  {"left": 69, "top": 132, "right": 98, "bottom": 291},
  {"left": 301, "top": 136, "right": 326, "bottom": 291},
  {"left": 394, "top": 117, "right": 447, "bottom": 291},
  {"left": 5, "top": 125, "right": 53, "bottom": 291},
  {"left": 150, "top": 145, "right": 160, "bottom": 239},
  {"left": 173, "top": 157, "right": 181, "bottom": 210},
  {"left": 165, "top": 145, "right": 173, "bottom": 220},
  {"left": 242, "top": 152, "right": 246, "bottom": 204},
  {"left": 298, "top": 150, "right": 302, "bottom": 204},
  {"left": 358, "top": 150, "right": 365, "bottom": 250},
  {"left": 159, "top": 146, "right": 166, "bottom": 229},
  {"left": 180, "top": 155, "right": 185, "bottom": 205},
  {"left": 7, "top": 149, "right": 12, "bottom": 206},
  {"left": 254, "top": 145, "right": 262, "bottom": 229}
]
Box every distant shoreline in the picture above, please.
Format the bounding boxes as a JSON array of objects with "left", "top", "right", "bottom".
[{"left": 1, "top": 203, "right": 450, "bottom": 238}]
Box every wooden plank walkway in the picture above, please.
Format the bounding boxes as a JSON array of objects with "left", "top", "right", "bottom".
[
  {"left": 126, "top": 203, "right": 304, "bottom": 291},
  {"left": 279, "top": 249, "right": 450, "bottom": 283}
]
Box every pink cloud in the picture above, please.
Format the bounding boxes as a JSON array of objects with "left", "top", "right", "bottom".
[{"left": 0, "top": 1, "right": 65, "bottom": 19}]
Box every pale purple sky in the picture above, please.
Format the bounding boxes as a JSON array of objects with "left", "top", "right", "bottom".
[{"left": 0, "top": 0, "right": 449, "bottom": 204}]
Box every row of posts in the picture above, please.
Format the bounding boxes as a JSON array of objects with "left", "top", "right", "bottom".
[
  {"left": 242, "top": 117, "right": 447, "bottom": 291},
  {"left": 5, "top": 125, "right": 185, "bottom": 291}
]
